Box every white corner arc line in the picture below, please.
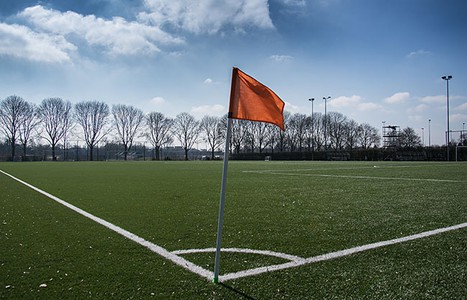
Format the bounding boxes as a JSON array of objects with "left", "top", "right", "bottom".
[
  {"left": 0, "top": 170, "right": 213, "bottom": 281},
  {"left": 220, "top": 222, "right": 467, "bottom": 282},
  {"left": 173, "top": 247, "right": 305, "bottom": 262}
]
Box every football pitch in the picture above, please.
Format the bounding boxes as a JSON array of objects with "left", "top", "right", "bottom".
[{"left": 1, "top": 161, "right": 466, "bottom": 299}]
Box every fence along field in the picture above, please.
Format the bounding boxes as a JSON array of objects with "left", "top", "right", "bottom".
[{"left": 1, "top": 161, "right": 466, "bottom": 299}]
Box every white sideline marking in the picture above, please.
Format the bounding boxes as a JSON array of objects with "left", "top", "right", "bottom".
[
  {"left": 0, "top": 170, "right": 213, "bottom": 281},
  {"left": 243, "top": 170, "right": 465, "bottom": 183},
  {"left": 2, "top": 169, "right": 466, "bottom": 283},
  {"left": 220, "top": 222, "right": 467, "bottom": 281}
]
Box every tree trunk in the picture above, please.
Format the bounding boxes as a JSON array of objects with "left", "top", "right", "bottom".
[
  {"left": 52, "top": 144, "right": 57, "bottom": 161},
  {"left": 155, "top": 146, "right": 161, "bottom": 160},
  {"left": 11, "top": 142, "right": 16, "bottom": 159},
  {"left": 124, "top": 144, "right": 128, "bottom": 160}
]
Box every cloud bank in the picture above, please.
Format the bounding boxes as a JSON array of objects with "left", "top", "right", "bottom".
[
  {"left": 139, "top": 0, "right": 274, "bottom": 34},
  {"left": 0, "top": 1, "right": 276, "bottom": 63}
]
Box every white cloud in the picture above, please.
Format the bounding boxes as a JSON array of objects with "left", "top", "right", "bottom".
[
  {"left": 451, "top": 113, "right": 467, "bottom": 122},
  {"left": 327, "top": 95, "right": 381, "bottom": 111},
  {"left": 19, "top": 5, "right": 184, "bottom": 56},
  {"left": 191, "top": 104, "right": 225, "bottom": 117},
  {"left": 413, "top": 104, "right": 429, "bottom": 112},
  {"left": 203, "top": 78, "right": 222, "bottom": 85},
  {"left": 357, "top": 102, "right": 382, "bottom": 111},
  {"left": 269, "top": 55, "right": 293, "bottom": 62},
  {"left": 0, "top": 22, "right": 75, "bottom": 63},
  {"left": 406, "top": 49, "right": 432, "bottom": 58},
  {"left": 408, "top": 115, "right": 423, "bottom": 122},
  {"left": 139, "top": 0, "right": 274, "bottom": 34},
  {"left": 456, "top": 102, "right": 467, "bottom": 111},
  {"left": 419, "top": 95, "right": 445, "bottom": 104},
  {"left": 150, "top": 96, "right": 166, "bottom": 105},
  {"left": 329, "top": 95, "right": 362, "bottom": 107},
  {"left": 284, "top": 101, "right": 300, "bottom": 114},
  {"left": 384, "top": 92, "right": 410, "bottom": 104},
  {"left": 280, "top": 0, "right": 306, "bottom": 7}
]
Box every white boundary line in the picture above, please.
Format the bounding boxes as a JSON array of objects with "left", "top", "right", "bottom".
[
  {"left": 220, "top": 222, "right": 467, "bottom": 281},
  {"left": 243, "top": 170, "right": 466, "bottom": 183},
  {"left": 2, "top": 169, "right": 466, "bottom": 283},
  {"left": 0, "top": 169, "right": 213, "bottom": 281}
]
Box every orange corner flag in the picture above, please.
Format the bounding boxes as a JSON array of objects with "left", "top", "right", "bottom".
[{"left": 229, "top": 67, "right": 285, "bottom": 131}]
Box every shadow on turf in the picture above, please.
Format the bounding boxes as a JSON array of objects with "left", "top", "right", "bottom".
[{"left": 220, "top": 283, "right": 257, "bottom": 300}]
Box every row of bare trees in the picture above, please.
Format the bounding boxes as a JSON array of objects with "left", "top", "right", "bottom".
[
  {"left": 1, "top": 95, "right": 387, "bottom": 161},
  {"left": 0, "top": 95, "right": 217, "bottom": 160},
  {"left": 229, "top": 111, "right": 382, "bottom": 155}
]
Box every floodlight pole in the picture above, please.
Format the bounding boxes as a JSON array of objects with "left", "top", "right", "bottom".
[
  {"left": 442, "top": 75, "right": 452, "bottom": 161},
  {"left": 323, "top": 96, "right": 331, "bottom": 155},
  {"left": 309, "top": 98, "right": 315, "bottom": 160},
  {"left": 428, "top": 119, "right": 431, "bottom": 147},
  {"left": 463, "top": 122, "right": 465, "bottom": 145},
  {"left": 421, "top": 127, "right": 424, "bottom": 147},
  {"left": 382, "top": 121, "right": 386, "bottom": 148}
]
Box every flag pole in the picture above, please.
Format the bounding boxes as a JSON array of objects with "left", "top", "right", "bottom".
[
  {"left": 213, "top": 114, "right": 232, "bottom": 283},
  {"left": 213, "top": 68, "right": 237, "bottom": 283}
]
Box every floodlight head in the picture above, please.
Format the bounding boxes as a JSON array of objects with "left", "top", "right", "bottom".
[
  {"left": 323, "top": 96, "right": 331, "bottom": 100},
  {"left": 442, "top": 75, "right": 452, "bottom": 80},
  {"left": 309, "top": 98, "right": 315, "bottom": 101}
]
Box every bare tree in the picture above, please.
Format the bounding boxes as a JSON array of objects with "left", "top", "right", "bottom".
[
  {"left": 460, "top": 131, "right": 467, "bottom": 146},
  {"left": 276, "top": 111, "right": 290, "bottom": 152},
  {"left": 266, "top": 124, "right": 280, "bottom": 153},
  {"left": 328, "top": 112, "right": 348, "bottom": 150},
  {"left": 399, "top": 126, "right": 421, "bottom": 148},
  {"left": 344, "top": 119, "right": 360, "bottom": 150},
  {"left": 75, "top": 101, "right": 110, "bottom": 161},
  {"left": 0, "top": 95, "right": 31, "bottom": 159},
  {"left": 311, "top": 113, "right": 324, "bottom": 151},
  {"left": 358, "top": 123, "right": 381, "bottom": 149},
  {"left": 173, "top": 112, "right": 199, "bottom": 160},
  {"left": 255, "top": 122, "right": 271, "bottom": 153},
  {"left": 18, "top": 102, "right": 39, "bottom": 157},
  {"left": 37, "top": 98, "right": 72, "bottom": 161},
  {"left": 230, "top": 119, "right": 246, "bottom": 154},
  {"left": 112, "top": 104, "right": 144, "bottom": 160},
  {"left": 243, "top": 121, "right": 257, "bottom": 152},
  {"left": 146, "top": 112, "right": 173, "bottom": 160},
  {"left": 287, "top": 113, "right": 308, "bottom": 151},
  {"left": 200, "top": 115, "right": 224, "bottom": 159}
]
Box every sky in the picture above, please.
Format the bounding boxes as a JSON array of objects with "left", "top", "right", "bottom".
[{"left": 1, "top": 0, "right": 466, "bottom": 146}]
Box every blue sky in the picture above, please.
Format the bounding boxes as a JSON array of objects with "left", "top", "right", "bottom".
[{"left": 1, "top": 0, "right": 466, "bottom": 146}]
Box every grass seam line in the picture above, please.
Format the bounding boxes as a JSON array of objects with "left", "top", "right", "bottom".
[{"left": 0, "top": 169, "right": 214, "bottom": 281}]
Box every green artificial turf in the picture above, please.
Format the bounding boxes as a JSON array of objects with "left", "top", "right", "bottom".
[{"left": 1, "top": 161, "right": 466, "bottom": 299}]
